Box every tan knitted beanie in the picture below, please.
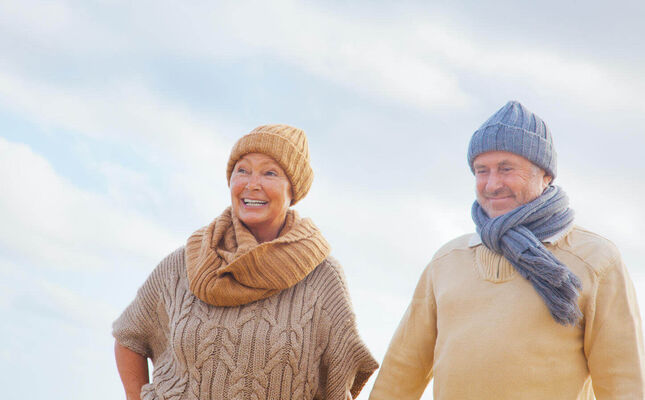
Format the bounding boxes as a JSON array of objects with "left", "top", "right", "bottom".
[{"left": 226, "top": 124, "right": 313, "bottom": 205}]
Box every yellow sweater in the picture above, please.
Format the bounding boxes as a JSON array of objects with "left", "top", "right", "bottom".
[{"left": 370, "top": 226, "right": 645, "bottom": 399}]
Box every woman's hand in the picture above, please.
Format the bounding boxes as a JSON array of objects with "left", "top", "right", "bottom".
[{"left": 114, "top": 341, "right": 149, "bottom": 400}]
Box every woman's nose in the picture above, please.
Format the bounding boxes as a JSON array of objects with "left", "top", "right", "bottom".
[{"left": 245, "top": 173, "right": 261, "bottom": 190}]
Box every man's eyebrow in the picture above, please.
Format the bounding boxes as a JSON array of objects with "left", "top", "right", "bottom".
[{"left": 474, "top": 159, "right": 516, "bottom": 169}]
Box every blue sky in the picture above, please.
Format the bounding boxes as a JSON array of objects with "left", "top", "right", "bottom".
[{"left": 1, "top": 1, "right": 645, "bottom": 399}]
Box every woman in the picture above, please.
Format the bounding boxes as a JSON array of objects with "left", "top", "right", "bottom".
[{"left": 113, "top": 124, "right": 378, "bottom": 400}]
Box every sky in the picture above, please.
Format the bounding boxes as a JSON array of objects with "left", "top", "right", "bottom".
[{"left": 1, "top": 1, "right": 644, "bottom": 399}]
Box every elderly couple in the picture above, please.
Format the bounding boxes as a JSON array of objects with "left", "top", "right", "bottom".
[{"left": 113, "top": 101, "right": 645, "bottom": 399}]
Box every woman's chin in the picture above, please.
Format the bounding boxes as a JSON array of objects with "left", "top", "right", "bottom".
[{"left": 238, "top": 214, "right": 273, "bottom": 232}]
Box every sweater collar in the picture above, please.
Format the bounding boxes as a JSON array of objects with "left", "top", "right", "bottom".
[{"left": 468, "top": 223, "right": 574, "bottom": 248}]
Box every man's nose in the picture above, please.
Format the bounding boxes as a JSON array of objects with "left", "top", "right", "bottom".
[{"left": 485, "top": 172, "right": 503, "bottom": 192}]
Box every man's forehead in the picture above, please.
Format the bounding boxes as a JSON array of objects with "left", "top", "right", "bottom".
[{"left": 472, "top": 151, "right": 531, "bottom": 166}]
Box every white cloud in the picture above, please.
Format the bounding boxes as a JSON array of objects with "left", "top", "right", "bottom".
[
  {"left": 227, "top": 2, "right": 470, "bottom": 108},
  {"left": 561, "top": 168, "right": 645, "bottom": 268},
  {"left": 3, "top": 0, "right": 644, "bottom": 115},
  {"left": 411, "top": 22, "right": 645, "bottom": 113},
  {"left": 0, "top": 0, "right": 127, "bottom": 54},
  {"left": 0, "top": 67, "right": 236, "bottom": 221},
  {"left": 0, "top": 138, "right": 182, "bottom": 270},
  {"left": 0, "top": 69, "right": 232, "bottom": 165},
  {"left": 0, "top": 0, "right": 471, "bottom": 110}
]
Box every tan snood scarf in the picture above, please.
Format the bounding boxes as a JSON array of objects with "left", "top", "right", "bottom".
[{"left": 185, "top": 207, "right": 331, "bottom": 307}]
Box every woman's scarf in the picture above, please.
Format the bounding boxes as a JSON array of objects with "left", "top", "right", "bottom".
[
  {"left": 185, "top": 207, "right": 331, "bottom": 307},
  {"left": 472, "top": 185, "right": 582, "bottom": 326}
]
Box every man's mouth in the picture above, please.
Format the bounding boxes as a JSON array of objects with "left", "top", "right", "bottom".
[
  {"left": 243, "top": 198, "right": 268, "bottom": 206},
  {"left": 485, "top": 191, "right": 512, "bottom": 200}
]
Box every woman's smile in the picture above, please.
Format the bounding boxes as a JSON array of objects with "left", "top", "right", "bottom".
[{"left": 242, "top": 198, "right": 268, "bottom": 207}]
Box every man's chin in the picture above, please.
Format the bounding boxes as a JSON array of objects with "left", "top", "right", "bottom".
[{"left": 483, "top": 205, "right": 515, "bottom": 218}]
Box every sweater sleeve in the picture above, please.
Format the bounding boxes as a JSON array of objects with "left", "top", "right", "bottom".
[
  {"left": 112, "top": 248, "right": 182, "bottom": 359},
  {"left": 369, "top": 262, "right": 436, "bottom": 400},
  {"left": 584, "top": 249, "right": 645, "bottom": 399},
  {"left": 319, "top": 259, "right": 379, "bottom": 400}
]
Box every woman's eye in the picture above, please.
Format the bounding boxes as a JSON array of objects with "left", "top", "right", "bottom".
[
  {"left": 237, "top": 167, "right": 248, "bottom": 174},
  {"left": 265, "top": 170, "right": 277, "bottom": 176}
]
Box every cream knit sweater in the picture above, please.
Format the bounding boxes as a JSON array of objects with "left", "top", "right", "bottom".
[
  {"left": 113, "top": 248, "right": 377, "bottom": 399},
  {"left": 370, "top": 226, "right": 645, "bottom": 399}
]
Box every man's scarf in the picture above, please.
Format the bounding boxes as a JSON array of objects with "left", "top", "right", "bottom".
[{"left": 472, "top": 185, "right": 582, "bottom": 326}]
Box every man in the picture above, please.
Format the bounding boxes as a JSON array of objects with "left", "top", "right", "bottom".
[{"left": 369, "top": 101, "right": 645, "bottom": 399}]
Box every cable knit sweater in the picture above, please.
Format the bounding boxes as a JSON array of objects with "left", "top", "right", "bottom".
[
  {"left": 113, "top": 248, "right": 377, "bottom": 399},
  {"left": 370, "top": 226, "right": 645, "bottom": 399}
]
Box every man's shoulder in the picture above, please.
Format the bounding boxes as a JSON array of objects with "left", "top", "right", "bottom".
[
  {"left": 431, "top": 233, "right": 475, "bottom": 262},
  {"left": 556, "top": 226, "right": 622, "bottom": 272}
]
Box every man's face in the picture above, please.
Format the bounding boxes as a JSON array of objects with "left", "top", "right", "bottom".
[{"left": 473, "top": 151, "right": 552, "bottom": 218}]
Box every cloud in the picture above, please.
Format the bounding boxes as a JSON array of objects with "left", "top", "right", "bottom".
[
  {"left": 562, "top": 168, "right": 645, "bottom": 266},
  {"left": 3, "top": 1, "right": 644, "bottom": 117},
  {"left": 0, "top": 257, "right": 124, "bottom": 399},
  {"left": 221, "top": 1, "right": 470, "bottom": 109},
  {"left": 0, "top": 0, "right": 471, "bottom": 110},
  {"left": 0, "top": 69, "right": 232, "bottom": 165},
  {"left": 0, "top": 137, "right": 182, "bottom": 271},
  {"left": 410, "top": 22, "right": 645, "bottom": 113},
  {"left": 0, "top": 66, "right": 236, "bottom": 221},
  {"left": 0, "top": 258, "right": 117, "bottom": 330}
]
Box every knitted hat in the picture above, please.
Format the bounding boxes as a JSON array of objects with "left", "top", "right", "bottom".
[
  {"left": 467, "top": 100, "right": 557, "bottom": 178},
  {"left": 226, "top": 124, "right": 313, "bottom": 205}
]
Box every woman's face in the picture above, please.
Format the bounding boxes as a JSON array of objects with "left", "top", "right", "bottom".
[{"left": 230, "top": 153, "right": 292, "bottom": 242}]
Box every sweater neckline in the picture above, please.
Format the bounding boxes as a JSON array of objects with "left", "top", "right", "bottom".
[{"left": 475, "top": 245, "right": 516, "bottom": 283}]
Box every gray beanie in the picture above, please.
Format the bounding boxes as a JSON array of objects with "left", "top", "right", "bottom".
[{"left": 467, "top": 100, "right": 557, "bottom": 178}]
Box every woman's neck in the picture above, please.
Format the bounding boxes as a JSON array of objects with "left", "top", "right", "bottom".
[{"left": 248, "top": 219, "right": 288, "bottom": 243}]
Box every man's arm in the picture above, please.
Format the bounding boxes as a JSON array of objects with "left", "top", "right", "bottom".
[
  {"left": 584, "top": 251, "right": 645, "bottom": 399},
  {"left": 369, "top": 265, "right": 437, "bottom": 400}
]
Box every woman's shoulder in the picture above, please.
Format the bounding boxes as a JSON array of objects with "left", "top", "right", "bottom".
[
  {"left": 302, "top": 256, "right": 354, "bottom": 304},
  {"left": 143, "top": 246, "right": 188, "bottom": 290},
  {"left": 307, "top": 256, "right": 346, "bottom": 284}
]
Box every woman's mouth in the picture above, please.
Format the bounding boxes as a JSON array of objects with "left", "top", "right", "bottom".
[{"left": 243, "top": 198, "right": 268, "bottom": 207}]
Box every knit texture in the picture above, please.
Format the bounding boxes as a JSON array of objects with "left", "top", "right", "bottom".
[
  {"left": 185, "top": 207, "right": 330, "bottom": 307},
  {"left": 113, "top": 249, "right": 378, "bottom": 400},
  {"left": 472, "top": 185, "right": 581, "bottom": 325},
  {"left": 468, "top": 100, "right": 557, "bottom": 178},
  {"left": 226, "top": 124, "right": 313, "bottom": 205},
  {"left": 369, "top": 227, "right": 645, "bottom": 399}
]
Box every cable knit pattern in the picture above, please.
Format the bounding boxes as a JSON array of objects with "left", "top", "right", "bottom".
[{"left": 113, "top": 248, "right": 378, "bottom": 400}]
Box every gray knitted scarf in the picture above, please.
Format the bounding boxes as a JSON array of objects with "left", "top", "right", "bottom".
[{"left": 472, "top": 185, "right": 582, "bottom": 326}]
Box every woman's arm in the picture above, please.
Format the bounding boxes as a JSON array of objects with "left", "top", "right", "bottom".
[{"left": 114, "top": 341, "right": 149, "bottom": 400}]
